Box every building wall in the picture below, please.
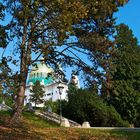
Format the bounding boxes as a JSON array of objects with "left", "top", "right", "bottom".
[{"left": 24, "top": 82, "right": 68, "bottom": 107}]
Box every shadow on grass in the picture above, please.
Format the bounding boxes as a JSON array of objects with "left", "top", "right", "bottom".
[
  {"left": 110, "top": 129, "right": 140, "bottom": 140},
  {"left": 1, "top": 111, "right": 140, "bottom": 140},
  {"left": 0, "top": 110, "right": 56, "bottom": 140},
  {"left": 0, "top": 126, "right": 46, "bottom": 140}
]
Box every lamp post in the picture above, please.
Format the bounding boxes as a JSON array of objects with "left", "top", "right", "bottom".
[{"left": 57, "top": 85, "right": 64, "bottom": 123}]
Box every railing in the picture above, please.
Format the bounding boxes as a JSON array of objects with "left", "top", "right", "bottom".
[
  {"left": 35, "top": 111, "right": 81, "bottom": 127},
  {"left": 0, "top": 103, "right": 12, "bottom": 111}
]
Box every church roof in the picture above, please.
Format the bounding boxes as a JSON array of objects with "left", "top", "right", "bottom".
[{"left": 28, "top": 62, "right": 54, "bottom": 86}]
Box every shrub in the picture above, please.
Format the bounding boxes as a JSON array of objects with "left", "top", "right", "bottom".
[
  {"left": 44, "top": 100, "right": 60, "bottom": 113},
  {"left": 62, "top": 89, "right": 129, "bottom": 127}
]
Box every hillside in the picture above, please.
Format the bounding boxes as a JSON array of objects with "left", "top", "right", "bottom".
[{"left": 0, "top": 111, "right": 140, "bottom": 140}]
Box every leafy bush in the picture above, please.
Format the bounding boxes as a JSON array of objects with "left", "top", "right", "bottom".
[
  {"left": 134, "top": 104, "right": 140, "bottom": 127},
  {"left": 62, "top": 89, "right": 129, "bottom": 127},
  {"left": 44, "top": 100, "right": 60, "bottom": 113},
  {"left": 0, "top": 95, "right": 13, "bottom": 107},
  {"left": 5, "top": 96, "right": 13, "bottom": 107}
]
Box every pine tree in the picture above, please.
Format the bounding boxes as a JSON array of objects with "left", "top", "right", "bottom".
[
  {"left": 73, "top": 0, "right": 128, "bottom": 87},
  {"left": 1, "top": 0, "right": 128, "bottom": 123},
  {"left": 3, "top": 0, "right": 87, "bottom": 122},
  {"left": 108, "top": 24, "right": 140, "bottom": 124},
  {"left": 30, "top": 80, "right": 45, "bottom": 108}
]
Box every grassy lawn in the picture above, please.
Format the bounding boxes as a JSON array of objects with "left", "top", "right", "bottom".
[{"left": 0, "top": 110, "right": 140, "bottom": 140}]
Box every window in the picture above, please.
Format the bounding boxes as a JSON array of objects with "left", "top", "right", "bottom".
[{"left": 47, "top": 93, "right": 51, "bottom": 96}]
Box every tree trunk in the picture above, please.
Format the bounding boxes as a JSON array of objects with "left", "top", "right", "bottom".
[
  {"left": 10, "top": 18, "right": 29, "bottom": 123},
  {"left": 11, "top": 53, "right": 29, "bottom": 123},
  {"left": 11, "top": 82, "right": 26, "bottom": 123},
  {"left": 10, "top": 11, "right": 33, "bottom": 123}
]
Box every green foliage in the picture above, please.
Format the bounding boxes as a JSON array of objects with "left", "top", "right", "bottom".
[
  {"left": 109, "top": 81, "right": 140, "bottom": 124},
  {"left": 0, "top": 58, "right": 11, "bottom": 83},
  {"left": 0, "top": 84, "right": 14, "bottom": 107},
  {"left": 44, "top": 99, "right": 60, "bottom": 113},
  {"left": 0, "top": 110, "right": 11, "bottom": 116},
  {"left": 30, "top": 80, "right": 45, "bottom": 107},
  {"left": 73, "top": 1, "right": 128, "bottom": 86},
  {"left": 0, "top": 2, "right": 7, "bottom": 48},
  {"left": 0, "top": 57, "right": 19, "bottom": 103},
  {"left": 2, "top": 0, "right": 88, "bottom": 120},
  {"left": 62, "top": 89, "right": 129, "bottom": 127},
  {"left": 107, "top": 24, "right": 140, "bottom": 124},
  {"left": 135, "top": 110, "right": 140, "bottom": 127},
  {"left": 1, "top": 0, "right": 128, "bottom": 121},
  {"left": 0, "top": 26, "right": 7, "bottom": 48},
  {"left": 5, "top": 95, "right": 13, "bottom": 107},
  {"left": 68, "top": 84, "right": 78, "bottom": 94}
]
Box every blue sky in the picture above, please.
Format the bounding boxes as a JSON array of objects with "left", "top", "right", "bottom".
[
  {"left": 115, "top": 0, "right": 140, "bottom": 43},
  {"left": 0, "top": 0, "right": 139, "bottom": 87}
]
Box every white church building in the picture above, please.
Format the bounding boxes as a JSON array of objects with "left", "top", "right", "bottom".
[{"left": 24, "top": 61, "right": 80, "bottom": 106}]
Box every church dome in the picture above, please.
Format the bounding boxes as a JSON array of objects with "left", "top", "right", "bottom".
[{"left": 28, "top": 62, "right": 54, "bottom": 86}]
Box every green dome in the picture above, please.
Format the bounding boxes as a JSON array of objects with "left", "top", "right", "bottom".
[{"left": 28, "top": 62, "right": 54, "bottom": 85}]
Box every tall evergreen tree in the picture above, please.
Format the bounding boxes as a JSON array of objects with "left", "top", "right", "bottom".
[
  {"left": 30, "top": 80, "right": 45, "bottom": 108},
  {"left": 107, "top": 24, "right": 140, "bottom": 124}
]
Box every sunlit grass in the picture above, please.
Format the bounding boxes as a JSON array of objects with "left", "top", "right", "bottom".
[
  {"left": 0, "top": 110, "right": 140, "bottom": 140},
  {"left": 23, "top": 111, "right": 59, "bottom": 128}
]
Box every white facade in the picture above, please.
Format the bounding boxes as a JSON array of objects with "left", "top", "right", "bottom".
[
  {"left": 25, "top": 82, "right": 68, "bottom": 107},
  {"left": 24, "top": 62, "right": 68, "bottom": 107}
]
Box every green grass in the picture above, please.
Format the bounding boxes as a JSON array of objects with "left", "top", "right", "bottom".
[
  {"left": 23, "top": 111, "right": 59, "bottom": 128},
  {"left": 0, "top": 110, "right": 140, "bottom": 140},
  {"left": 0, "top": 110, "right": 11, "bottom": 116},
  {"left": 0, "top": 110, "right": 12, "bottom": 125},
  {"left": 110, "top": 130, "right": 140, "bottom": 140}
]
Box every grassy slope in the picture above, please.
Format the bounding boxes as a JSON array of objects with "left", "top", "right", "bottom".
[{"left": 0, "top": 111, "right": 140, "bottom": 140}]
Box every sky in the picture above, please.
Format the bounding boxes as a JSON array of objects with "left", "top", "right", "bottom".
[
  {"left": 72, "top": 0, "right": 140, "bottom": 86},
  {"left": 0, "top": 0, "right": 140, "bottom": 87},
  {"left": 115, "top": 0, "right": 140, "bottom": 43},
  {"left": 78, "top": 0, "right": 140, "bottom": 87}
]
